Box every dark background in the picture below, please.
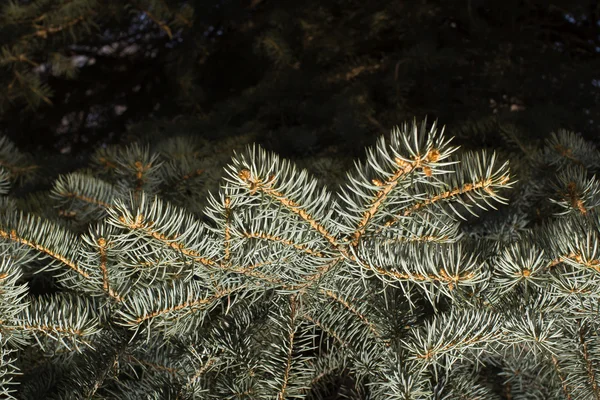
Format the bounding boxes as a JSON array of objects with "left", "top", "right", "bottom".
[{"left": 1, "top": 0, "right": 599, "bottom": 164}]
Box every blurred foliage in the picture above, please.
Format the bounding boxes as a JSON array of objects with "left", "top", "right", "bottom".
[{"left": 0, "top": 0, "right": 598, "bottom": 162}]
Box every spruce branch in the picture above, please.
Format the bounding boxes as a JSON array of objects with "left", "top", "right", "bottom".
[{"left": 6, "top": 118, "right": 600, "bottom": 397}]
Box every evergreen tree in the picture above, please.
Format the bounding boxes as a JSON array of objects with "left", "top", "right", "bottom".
[
  {"left": 1, "top": 0, "right": 599, "bottom": 160},
  {"left": 2, "top": 1, "right": 600, "bottom": 398},
  {"left": 0, "top": 118, "right": 599, "bottom": 398}
]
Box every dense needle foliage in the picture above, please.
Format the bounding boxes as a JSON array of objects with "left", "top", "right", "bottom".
[{"left": 0, "top": 119, "right": 599, "bottom": 398}]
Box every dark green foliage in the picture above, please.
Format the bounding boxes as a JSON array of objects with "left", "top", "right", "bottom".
[{"left": 1, "top": 0, "right": 599, "bottom": 161}]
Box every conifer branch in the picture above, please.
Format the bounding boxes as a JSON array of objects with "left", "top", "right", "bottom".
[
  {"left": 0, "top": 221, "right": 89, "bottom": 279},
  {"left": 4, "top": 120, "right": 600, "bottom": 397}
]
